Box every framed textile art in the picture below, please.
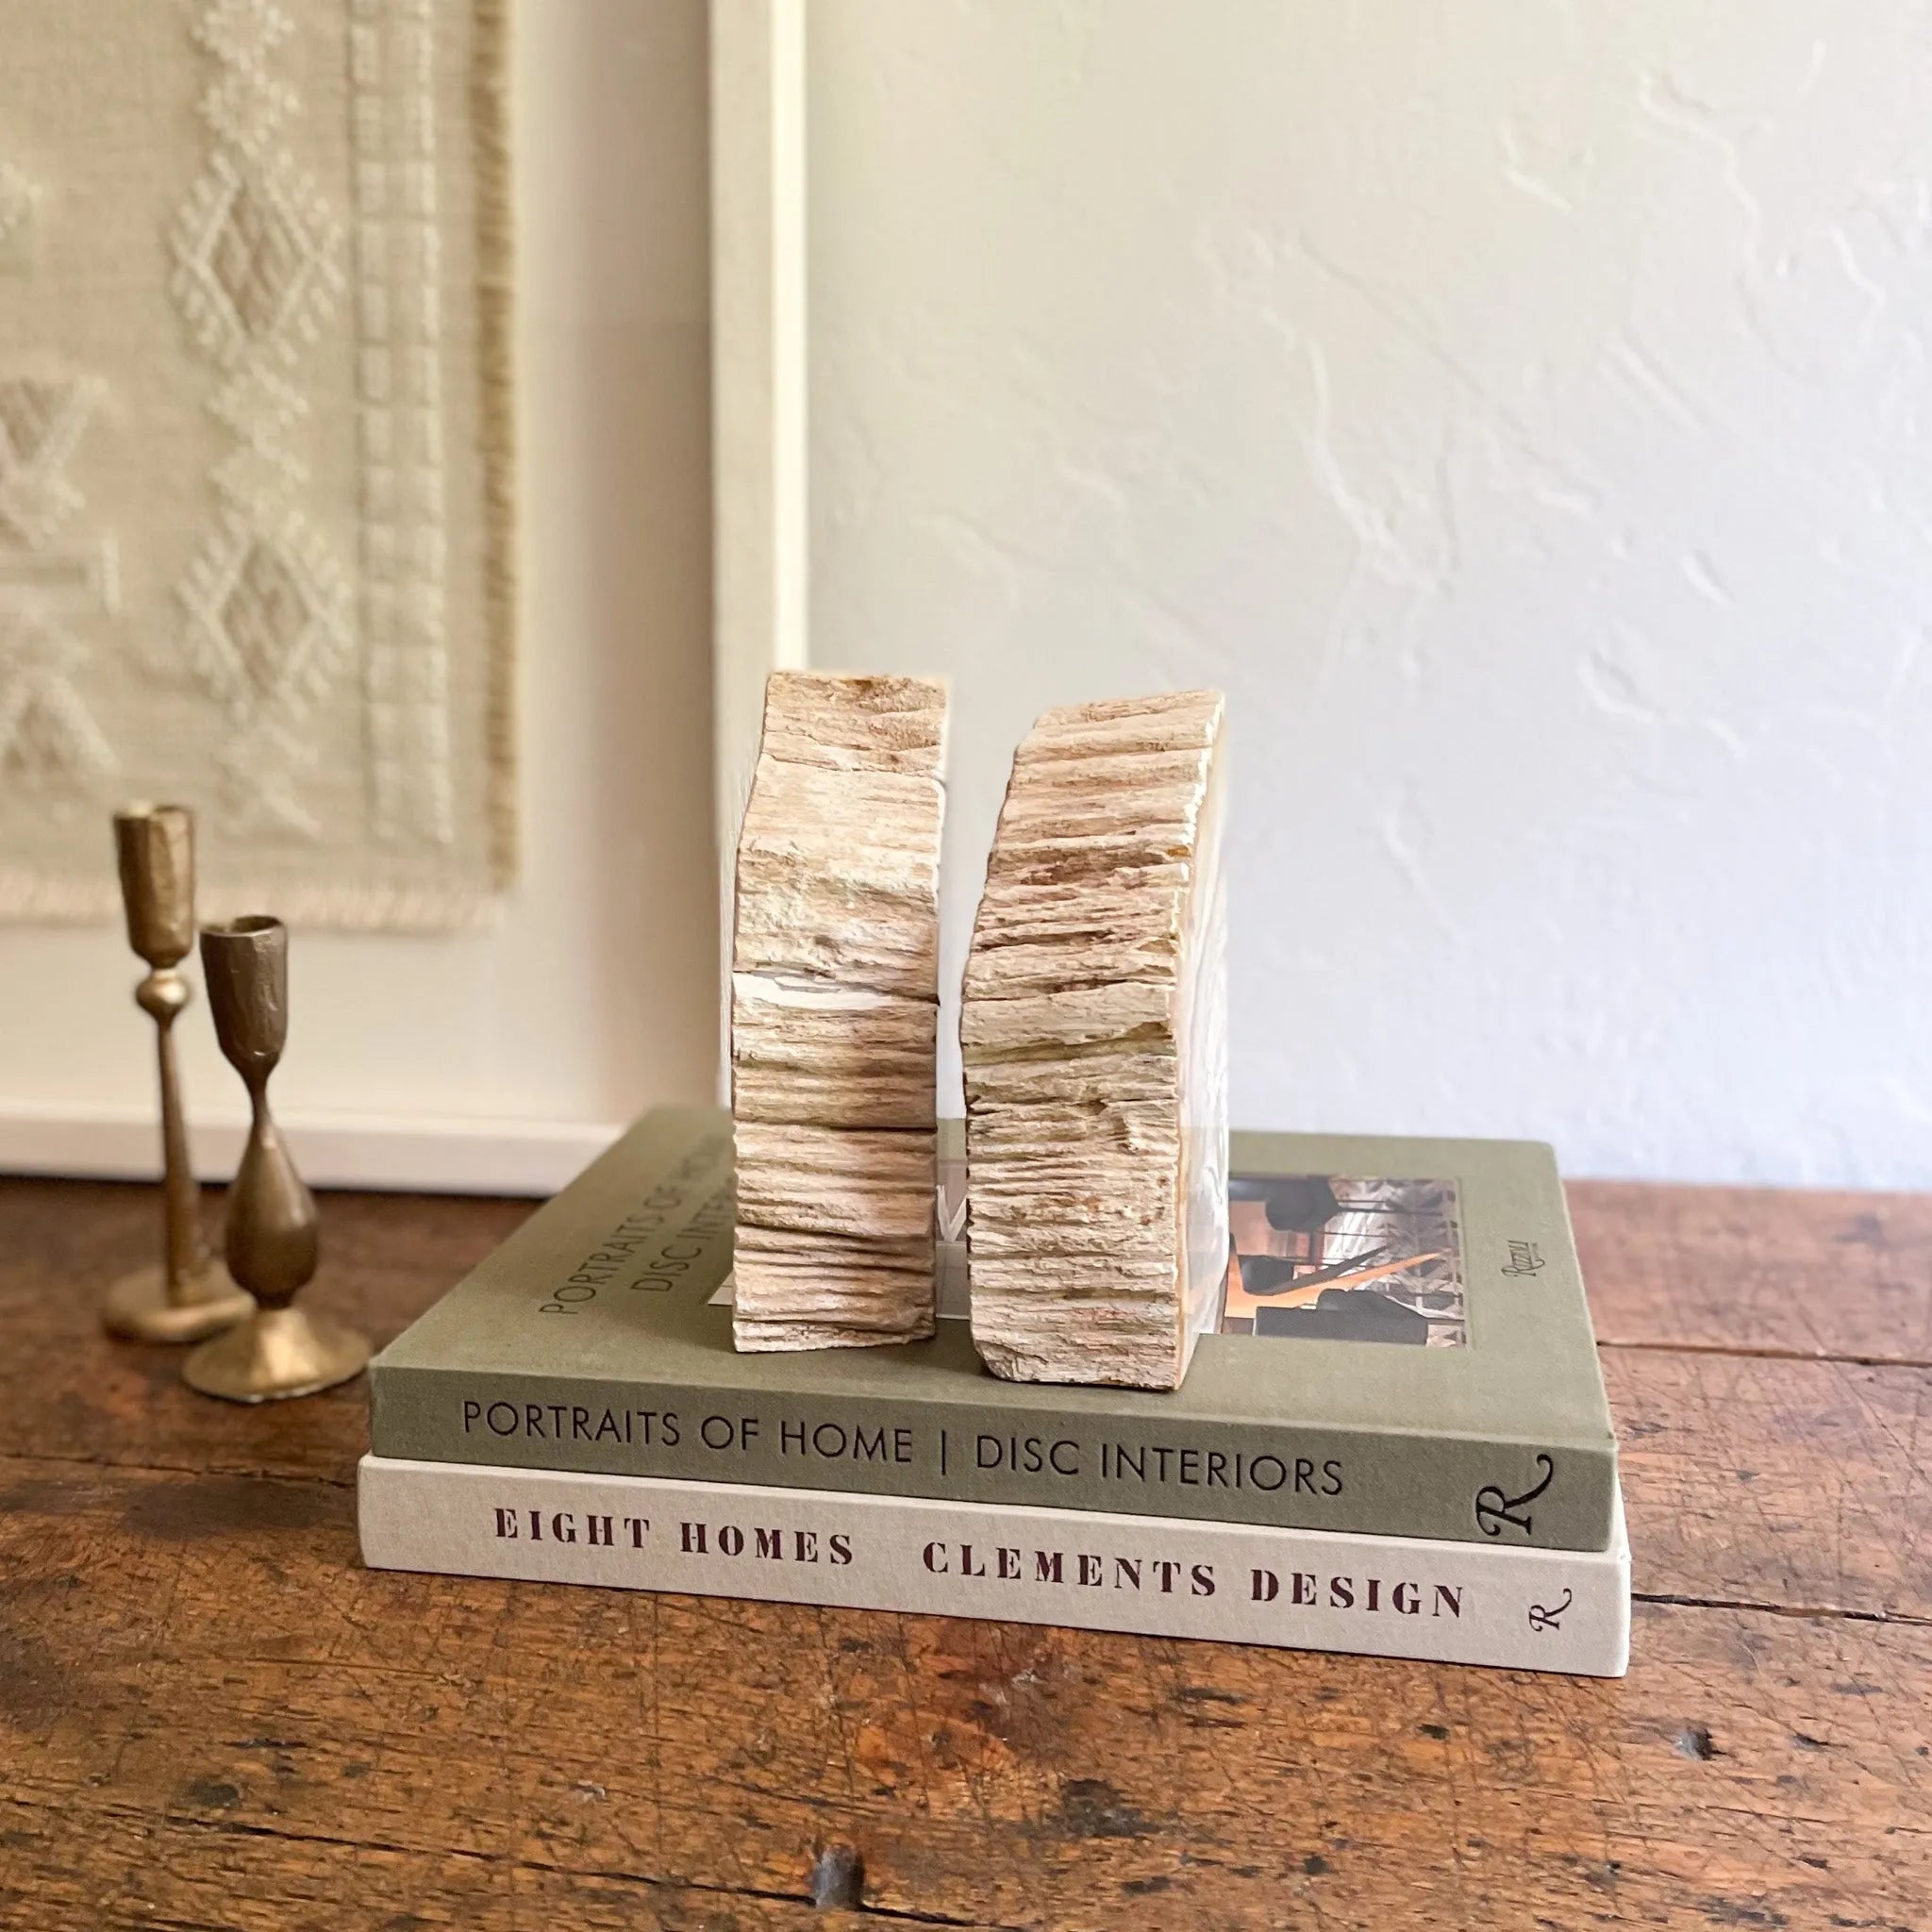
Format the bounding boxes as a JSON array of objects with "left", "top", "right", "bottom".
[{"left": 0, "top": 0, "right": 514, "bottom": 927}]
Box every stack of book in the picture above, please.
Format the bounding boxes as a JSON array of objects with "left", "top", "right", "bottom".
[{"left": 359, "top": 1108, "right": 1628, "bottom": 1674}]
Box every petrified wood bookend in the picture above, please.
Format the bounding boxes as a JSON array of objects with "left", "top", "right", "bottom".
[
  {"left": 731, "top": 671, "right": 949, "bottom": 1351},
  {"left": 963, "top": 691, "right": 1229, "bottom": 1391}
]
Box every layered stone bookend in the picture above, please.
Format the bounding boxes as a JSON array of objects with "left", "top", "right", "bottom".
[
  {"left": 963, "top": 691, "right": 1229, "bottom": 1391},
  {"left": 730, "top": 671, "right": 949, "bottom": 1351}
]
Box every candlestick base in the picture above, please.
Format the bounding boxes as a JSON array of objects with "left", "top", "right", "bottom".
[
  {"left": 103, "top": 1258, "right": 255, "bottom": 1342},
  {"left": 182, "top": 1305, "right": 370, "bottom": 1403}
]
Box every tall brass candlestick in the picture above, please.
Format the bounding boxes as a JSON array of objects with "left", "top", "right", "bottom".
[
  {"left": 103, "top": 804, "right": 254, "bottom": 1341},
  {"left": 183, "top": 917, "right": 369, "bottom": 1402}
]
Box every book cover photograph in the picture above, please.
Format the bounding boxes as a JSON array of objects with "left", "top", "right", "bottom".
[
  {"left": 368, "top": 1108, "right": 1619, "bottom": 1553},
  {"left": 1221, "top": 1172, "right": 1467, "bottom": 1345}
]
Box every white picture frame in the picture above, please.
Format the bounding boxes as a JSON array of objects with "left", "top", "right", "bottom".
[{"left": 709, "top": 0, "right": 809, "bottom": 865}]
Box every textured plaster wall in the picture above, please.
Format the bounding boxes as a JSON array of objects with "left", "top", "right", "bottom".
[{"left": 808, "top": 0, "right": 1932, "bottom": 1186}]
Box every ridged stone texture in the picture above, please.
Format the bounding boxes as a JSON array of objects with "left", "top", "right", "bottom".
[
  {"left": 964, "top": 691, "right": 1229, "bottom": 1391},
  {"left": 730, "top": 671, "right": 948, "bottom": 1351}
]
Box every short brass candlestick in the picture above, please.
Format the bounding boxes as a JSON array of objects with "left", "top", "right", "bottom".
[
  {"left": 183, "top": 917, "right": 368, "bottom": 1402},
  {"left": 103, "top": 803, "right": 254, "bottom": 1341}
]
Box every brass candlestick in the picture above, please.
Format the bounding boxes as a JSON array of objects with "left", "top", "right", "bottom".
[
  {"left": 182, "top": 917, "right": 368, "bottom": 1402},
  {"left": 103, "top": 804, "right": 254, "bottom": 1341}
]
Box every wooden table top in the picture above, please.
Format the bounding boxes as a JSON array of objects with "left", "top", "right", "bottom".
[{"left": 2, "top": 1174, "right": 1929, "bottom": 1930}]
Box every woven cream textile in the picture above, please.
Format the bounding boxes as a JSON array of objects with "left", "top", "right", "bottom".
[{"left": 0, "top": 0, "right": 512, "bottom": 926}]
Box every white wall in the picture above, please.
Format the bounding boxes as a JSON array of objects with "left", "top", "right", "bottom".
[
  {"left": 0, "top": 0, "right": 720, "bottom": 1191},
  {"left": 808, "top": 0, "right": 1932, "bottom": 1187}
]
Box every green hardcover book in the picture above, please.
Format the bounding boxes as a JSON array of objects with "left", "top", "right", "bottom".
[{"left": 369, "top": 1108, "right": 1618, "bottom": 1551}]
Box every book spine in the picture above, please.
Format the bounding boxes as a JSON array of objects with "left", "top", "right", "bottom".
[
  {"left": 370, "top": 1364, "right": 1619, "bottom": 1552},
  {"left": 358, "top": 1455, "right": 1630, "bottom": 1677}
]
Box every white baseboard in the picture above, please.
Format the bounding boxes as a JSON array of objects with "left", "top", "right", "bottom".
[{"left": 0, "top": 1102, "right": 624, "bottom": 1197}]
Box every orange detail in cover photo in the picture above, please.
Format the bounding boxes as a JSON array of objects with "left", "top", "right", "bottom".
[{"left": 1218, "top": 1175, "right": 1467, "bottom": 1347}]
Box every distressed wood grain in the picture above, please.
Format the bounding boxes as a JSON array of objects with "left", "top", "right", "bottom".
[
  {"left": 2, "top": 1462, "right": 1928, "bottom": 1931},
  {"left": 0, "top": 1177, "right": 528, "bottom": 1481},
  {"left": 2, "top": 1174, "right": 1929, "bottom": 1928},
  {"left": 1608, "top": 1347, "right": 1932, "bottom": 1620},
  {"left": 1573, "top": 1177, "right": 1932, "bottom": 1362},
  {"left": 0, "top": 1790, "right": 894, "bottom": 1932}
]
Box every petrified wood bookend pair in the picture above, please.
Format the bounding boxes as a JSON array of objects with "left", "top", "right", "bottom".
[{"left": 729, "top": 673, "right": 1227, "bottom": 1392}]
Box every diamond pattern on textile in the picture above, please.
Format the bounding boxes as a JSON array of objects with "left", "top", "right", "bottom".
[
  {"left": 0, "top": 383, "right": 59, "bottom": 464},
  {"left": 192, "top": 0, "right": 297, "bottom": 159},
  {"left": 0, "top": 0, "right": 512, "bottom": 921},
  {"left": 0, "top": 375, "right": 102, "bottom": 551},
  {"left": 0, "top": 610, "right": 117, "bottom": 786},
  {"left": 172, "top": 153, "right": 342, "bottom": 369},
  {"left": 177, "top": 511, "right": 351, "bottom": 719},
  {"left": 209, "top": 362, "right": 309, "bottom": 499},
  {"left": 191, "top": 0, "right": 294, "bottom": 72},
  {"left": 199, "top": 64, "right": 297, "bottom": 159},
  {"left": 224, "top": 538, "right": 310, "bottom": 694},
  {"left": 214, "top": 711, "right": 321, "bottom": 836},
  {"left": 171, "top": 0, "right": 349, "bottom": 840}
]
